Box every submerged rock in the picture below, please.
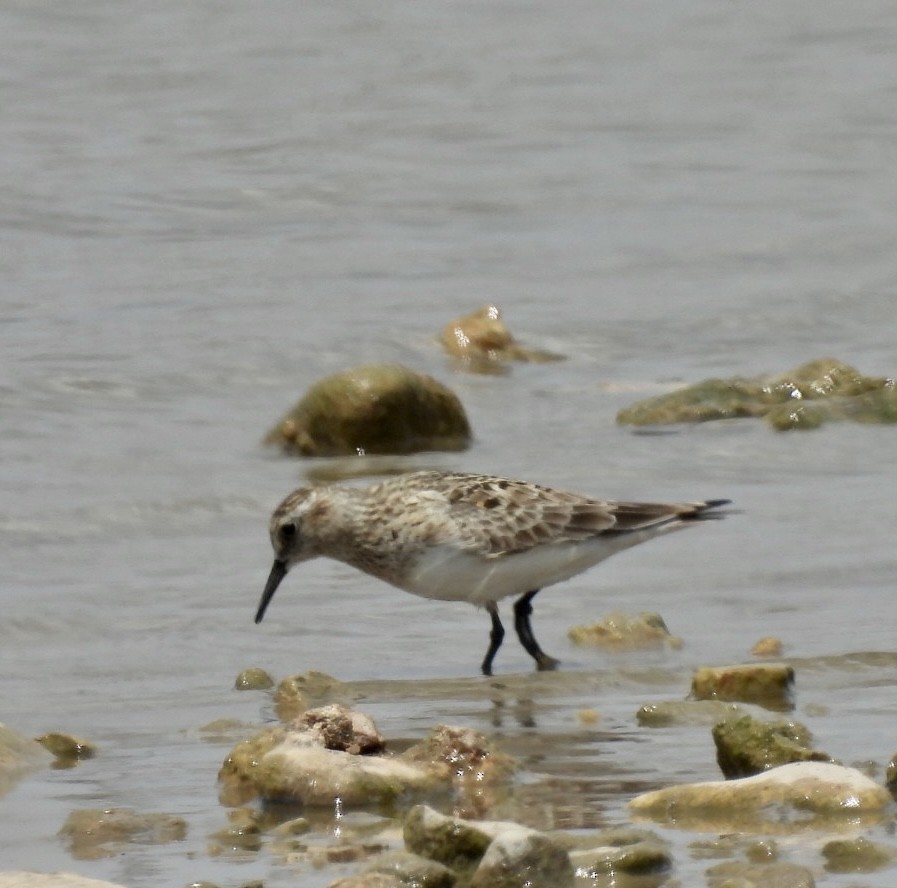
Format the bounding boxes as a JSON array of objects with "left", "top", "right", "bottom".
[
  {"left": 208, "top": 807, "right": 265, "bottom": 854},
  {"left": 403, "top": 805, "right": 573, "bottom": 888},
  {"left": 59, "top": 808, "right": 187, "bottom": 860},
  {"left": 403, "top": 805, "right": 493, "bottom": 870},
  {"left": 234, "top": 667, "right": 275, "bottom": 690},
  {"left": 439, "top": 304, "right": 563, "bottom": 372},
  {"left": 705, "top": 861, "right": 816, "bottom": 888},
  {"left": 570, "top": 827, "right": 672, "bottom": 877},
  {"left": 629, "top": 761, "right": 892, "bottom": 831},
  {"left": 712, "top": 714, "right": 832, "bottom": 778},
  {"left": 822, "top": 836, "right": 894, "bottom": 873},
  {"left": 636, "top": 699, "right": 744, "bottom": 728},
  {"left": 690, "top": 663, "right": 795, "bottom": 711},
  {"left": 327, "top": 875, "right": 403, "bottom": 888},
  {"left": 273, "top": 670, "right": 353, "bottom": 721},
  {"left": 469, "top": 824, "right": 574, "bottom": 888},
  {"left": 617, "top": 357, "right": 897, "bottom": 431},
  {"left": 264, "top": 364, "right": 472, "bottom": 457},
  {"left": 568, "top": 611, "right": 681, "bottom": 651},
  {"left": 363, "top": 850, "right": 457, "bottom": 887},
  {"left": 35, "top": 732, "right": 97, "bottom": 765},
  {"left": 0, "top": 723, "right": 53, "bottom": 795},
  {"left": 399, "top": 725, "right": 516, "bottom": 817}
]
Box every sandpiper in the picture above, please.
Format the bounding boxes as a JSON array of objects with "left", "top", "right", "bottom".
[{"left": 254, "top": 470, "right": 729, "bottom": 675}]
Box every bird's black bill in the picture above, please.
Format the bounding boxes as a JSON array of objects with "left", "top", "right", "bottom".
[{"left": 255, "top": 559, "right": 288, "bottom": 624}]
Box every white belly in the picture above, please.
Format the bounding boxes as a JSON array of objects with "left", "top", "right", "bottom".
[{"left": 394, "top": 535, "right": 647, "bottom": 607}]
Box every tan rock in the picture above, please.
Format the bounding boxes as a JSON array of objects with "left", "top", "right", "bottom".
[{"left": 630, "top": 762, "right": 892, "bottom": 832}]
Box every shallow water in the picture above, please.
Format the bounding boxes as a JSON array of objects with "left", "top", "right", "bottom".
[{"left": 3, "top": 0, "right": 897, "bottom": 885}]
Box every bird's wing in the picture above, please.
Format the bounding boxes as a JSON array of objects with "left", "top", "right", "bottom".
[{"left": 430, "top": 474, "right": 699, "bottom": 557}]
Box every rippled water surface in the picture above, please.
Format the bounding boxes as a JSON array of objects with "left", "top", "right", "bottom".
[{"left": 3, "top": 1, "right": 897, "bottom": 885}]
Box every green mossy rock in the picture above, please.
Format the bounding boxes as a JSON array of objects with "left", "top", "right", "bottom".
[
  {"left": 712, "top": 715, "right": 832, "bottom": 778},
  {"left": 265, "top": 364, "right": 472, "bottom": 457},
  {"left": 822, "top": 836, "right": 894, "bottom": 873},
  {"left": 403, "top": 805, "right": 493, "bottom": 870},
  {"left": 617, "top": 357, "right": 896, "bottom": 431}
]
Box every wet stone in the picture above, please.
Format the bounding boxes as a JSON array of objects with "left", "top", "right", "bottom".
[
  {"left": 208, "top": 807, "right": 264, "bottom": 854},
  {"left": 570, "top": 827, "right": 672, "bottom": 877},
  {"left": 468, "top": 824, "right": 574, "bottom": 888},
  {"left": 35, "top": 732, "right": 97, "bottom": 765},
  {"left": 439, "top": 304, "right": 563, "bottom": 372},
  {"left": 690, "top": 663, "right": 795, "bottom": 711},
  {"left": 403, "top": 805, "right": 493, "bottom": 870},
  {"left": 568, "top": 611, "right": 681, "bottom": 651},
  {"left": 822, "top": 836, "right": 894, "bottom": 873},
  {"left": 712, "top": 714, "right": 832, "bottom": 778},
  {"left": 327, "top": 874, "right": 403, "bottom": 888},
  {"left": 59, "top": 808, "right": 188, "bottom": 860},
  {"left": 616, "top": 357, "right": 897, "bottom": 431},
  {"left": 705, "top": 861, "right": 816, "bottom": 887},
  {"left": 264, "top": 363, "right": 472, "bottom": 457},
  {"left": 636, "top": 699, "right": 744, "bottom": 728},
  {"left": 629, "top": 762, "right": 892, "bottom": 831},
  {"left": 363, "top": 850, "right": 457, "bottom": 888},
  {"left": 234, "top": 667, "right": 274, "bottom": 690}
]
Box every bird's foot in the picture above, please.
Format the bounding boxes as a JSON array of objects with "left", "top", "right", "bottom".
[{"left": 535, "top": 654, "right": 560, "bottom": 672}]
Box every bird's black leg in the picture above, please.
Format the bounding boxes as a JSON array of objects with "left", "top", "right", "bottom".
[
  {"left": 481, "top": 603, "right": 505, "bottom": 676},
  {"left": 513, "top": 590, "right": 560, "bottom": 671}
]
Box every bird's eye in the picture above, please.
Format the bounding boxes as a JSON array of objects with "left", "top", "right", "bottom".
[{"left": 278, "top": 524, "right": 297, "bottom": 545}]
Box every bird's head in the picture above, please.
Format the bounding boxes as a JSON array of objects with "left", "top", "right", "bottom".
[{"left": 254, "top": 488, "right": 318, "bottom": 624}]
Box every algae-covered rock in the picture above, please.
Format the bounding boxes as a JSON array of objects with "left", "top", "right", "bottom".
[
  {"left": 568, "top": 611, "right": 681, "bottom": 651},
  {"left": 629, "top": 761, "right": 891, "bottom": 832},
  {"left": 234, "top": 667, "right": 274, "bottom": 690},
  {"left": 469, "top": 824, "right": 574, "bottom": 888},
  {"left": 822, "top": 836, "right": 894, "bottom": 872},
  {"left": 712, "top": 714, "right": 832, "bottom": 778},
  {"left": 440, "top": 304, "right": 563, "bottom": 372},
  {"left": 570, "top": 827, "right": 672, "bottom": 877},
  {"left": 636, "top": 699, "right": 744, "bottom": 728},
  {"left": 705, "top": 861, "right": 815, "bottom": 888},
  {"left": 691, "top": 663, "right": 795, "bottom": 711},
  {"left": 403, "top": 805, "right": 573, "bottom": 888},
  {"left": 617, "top": 357, "right": 897, "bottom": 431},
  {"left": 363, "top": 850, "right": 457, "bottom": 888},
  {"left": 265, "top": 364, "right": 472, "bottom": 457},
  {"left": 403, "top": 805, "right": 493, "bottom": 870},
  {"left": 59, "top": 808, "right": 187, "bottom": 860},
  {"left": 35, "top": 732, "right": 97, "bottom": 765}
]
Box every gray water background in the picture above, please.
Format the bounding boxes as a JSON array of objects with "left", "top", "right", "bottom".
[{"left": 3, "top": 1, "right": 897, "bottom": 885}]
